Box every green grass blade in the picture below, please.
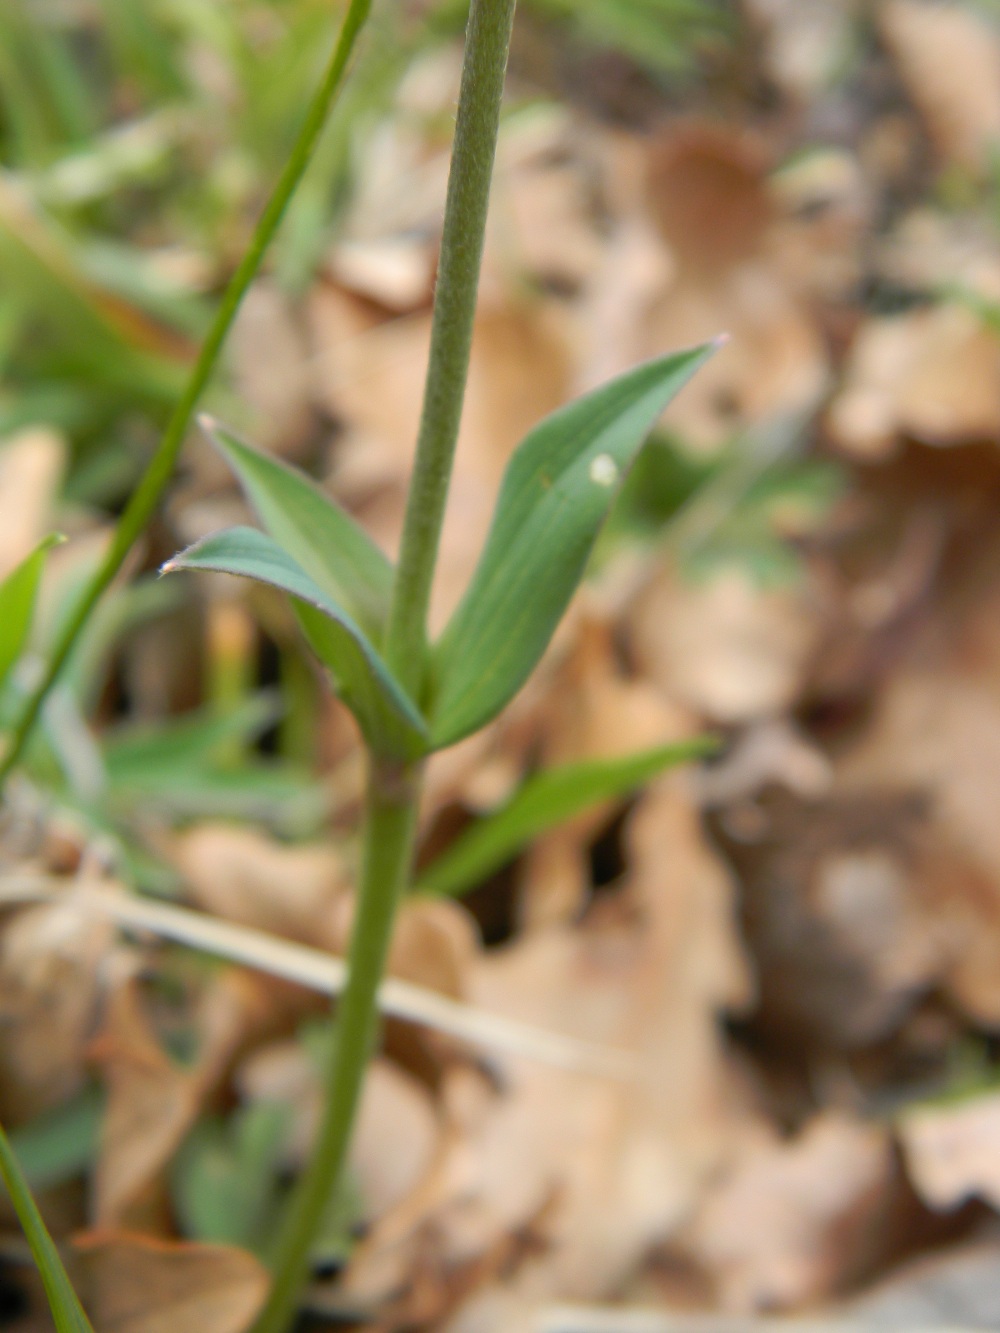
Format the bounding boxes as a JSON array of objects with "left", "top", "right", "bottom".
[
  {"left": 163, "top": 528, "right": 428, "bottom": 761},
  {"left": 0, "top": 0, "right": 375, "bottom": 790},
  {"left": 416, "top": 736, "right": 717, "bottom": 897},
  {"left": 429, "top": 342, "right": 719, "bottom": 748},
  {"left": 0, "top": 1119, "right": 94, "bottom": 1333},
  {"left": 203, "top": 418, "right": 393, "bottom": 638},
  {"left": 0, "top": 534, "right": 64, "bottom": 691}
]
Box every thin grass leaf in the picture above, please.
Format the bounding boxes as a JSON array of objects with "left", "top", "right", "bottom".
[
  {"left": 203, "top": 417, "right": 393, "bottom": 637},
  {"left": 0, "top": 534, "right": 63, "bottom": 691},
  {"left": 429, "top": 342, "right": 719, "bottom": 748},
  {"left": 0, "top": 1119, "right": 94, "bottom": 1333},
  {"left": 416, "top": 737, "right": 717, "bottom": 897},
  {"left": 163, "top": 527, "right": 428, "bottom": 760}
]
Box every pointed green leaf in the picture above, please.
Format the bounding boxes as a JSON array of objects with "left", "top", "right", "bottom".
[
  {"left": 0, "top": 1118, "right": 94, "bottom": 1333},
  {"left": 0, "top": 533, "right": 63, "bottom": 690},
  {"left": 416, "top": 737, "right": 717, "bottom": 897},
  {"left": 429, "top": 342, "right": 718, "bottom": 748},
  {"left": 203, "top": 417, "right": 392, "bottom": 637},
  {"left": 163, "top": 528, "right": 428, "bottom": 760}
]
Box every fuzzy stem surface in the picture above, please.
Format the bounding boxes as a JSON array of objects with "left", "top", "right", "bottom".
[
  {"left": 255, "top": 5, "right": 518, "bottom": 1329},
  {"left": 251, "top": 759, "right": 420, "bottom": 1333},
  {"left": 0, "top": 0, "right": 373, "bottom": 787},
  {"left": 383, "top": 0, "right": 518, "bottom": 693}
]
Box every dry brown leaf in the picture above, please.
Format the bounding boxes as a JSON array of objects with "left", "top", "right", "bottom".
[
  {"left": 630, "top": 565, "right": 822, "bottom": 724},
  {"left": 540, "top": 614, "right": 697, "bottom": 772},
  {"left": 582, "top": 122, "right": 829, "bottom": 450},
  {"left": 0, "top": 896, "right": 114, "bottom": 1118},
  {"left": 329, "top": 237, "right": 433, "bottom": 312},
  {"left": 838, "top": 668, "right": 1000, "bottom": 1023},
  {"left": 744, "top": 0, "right": 858, "bottom": 101},
  {"left": 227, "top": 280, "right": 314, "bottom": 455},
  {"left": 172, "top": 823, "right": 350, "bottom": 950},
  {"left": 349, "top": 1059, "right": 441, "bottom": 1222},
  {"left": 643, "top": 268, "right": 827, "bottom": 449},
  {"left": 91, "top": 978, "right": 203, "bottom": 1226},
  {"left": 849, "top": 670, "right": 1000, "bottom": 884},
  {"left": 520, "top": 614, "right": 698, "bottom": 928},
  {"left": 92, "top": 969, "right": 270, "bottom": 1226},
  {"left": 388, "top": 897, "right": 479, "bottom": 1000},
  {"left": 826, "top": 503, "right": 1000, "bottom": 1028},
  {"left": 899, "top": 1089, "right": 1000, "bottom": 1212},
  {"left": 876, "top": 206, "right": 1000, "bottom": 299},
  {"left": 881, "top": 0, "right": 1000, "bottom": 173},
  {"left": 71, "top": 1231, "right": 268, "bottom": 1333},
  {"left": 489, "top": 108, "right": 606, "bottom": 292},
  {"left": 768, "top": 150, "right": 870, "bottom": 303},
  {"left": 718, "top": 792, "right": 946, "bottom": 1051},
  {"left": 648, "top": 124, "right": 774, "bottom": 276},
  {"left": 828, "top": 306, "right": 1000, "bottom": 458},
  {"left": 342, "top": 781, "right": 751, "bottom": 1321},
  {"left": 237, "top": 1045, "right": 439, "bottom": 1225},
  {"left": 685, "top": 1112, "right": 893, "bottom": 1312}
]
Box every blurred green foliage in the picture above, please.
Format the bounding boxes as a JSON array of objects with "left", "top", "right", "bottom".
[{"left": 0, "top": 0, "right": 730, "bottom": 512}]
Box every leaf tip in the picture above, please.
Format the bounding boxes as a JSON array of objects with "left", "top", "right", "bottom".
[
  {"left": 197, "top": 412, "right": 219, "bottom": 435},
  {"left": 711, "top": 331, "right": 732, "bottom": 350}
]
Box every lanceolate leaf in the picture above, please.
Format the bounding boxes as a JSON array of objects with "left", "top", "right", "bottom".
[
  {"left": 203, "top": 418, "right": 393, "bottom": 638},
  {"left": 416, "top": 736, "right": 717, "bottom": 898},
  {"left": 0, "top": 533, "right": 64, "bottom": 691},
  {"left": 0, "top": 1119, "right": 94, "bottom": 1333},
  {"left": 163, "top": 528, "right": 428, "bottom": 760},
  {"left": 428, "top": 342, "right": 719, "bottom": 748}
]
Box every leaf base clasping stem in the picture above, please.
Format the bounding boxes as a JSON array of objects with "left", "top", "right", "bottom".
[{"left": 253, "top": 2, "right": 517, "bottom": 1330}]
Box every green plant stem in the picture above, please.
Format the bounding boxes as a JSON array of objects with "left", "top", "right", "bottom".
[
  {"left": 255, "top": 6, "right": 517, "bottom": 1329},
  {"left": 0, "top": 0, "right": 373, "bottom": 789},
  {"left": 383, "top": 0, "right": 518, "bottom": 694},
  {"left": 251, "top": 760, "right": 419, "bottom": 1333}
]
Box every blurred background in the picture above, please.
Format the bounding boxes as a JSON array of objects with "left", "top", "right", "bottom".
[{"left": 4, "top": 0, "right": 1000, "bottom": 1329}]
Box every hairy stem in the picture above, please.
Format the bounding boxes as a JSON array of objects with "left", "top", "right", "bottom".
[
  {"left": 255, "top": 5, "right": 518, "bottom": 1329},
  {"left": 0, "top": 0, "right": 373, "bottom": 788},
  {"left": 251, "top": 759, "right": 420, "bottom": 1333},
  {"left": 383, "top": 0, "right": 518, "bottom": 693}
]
